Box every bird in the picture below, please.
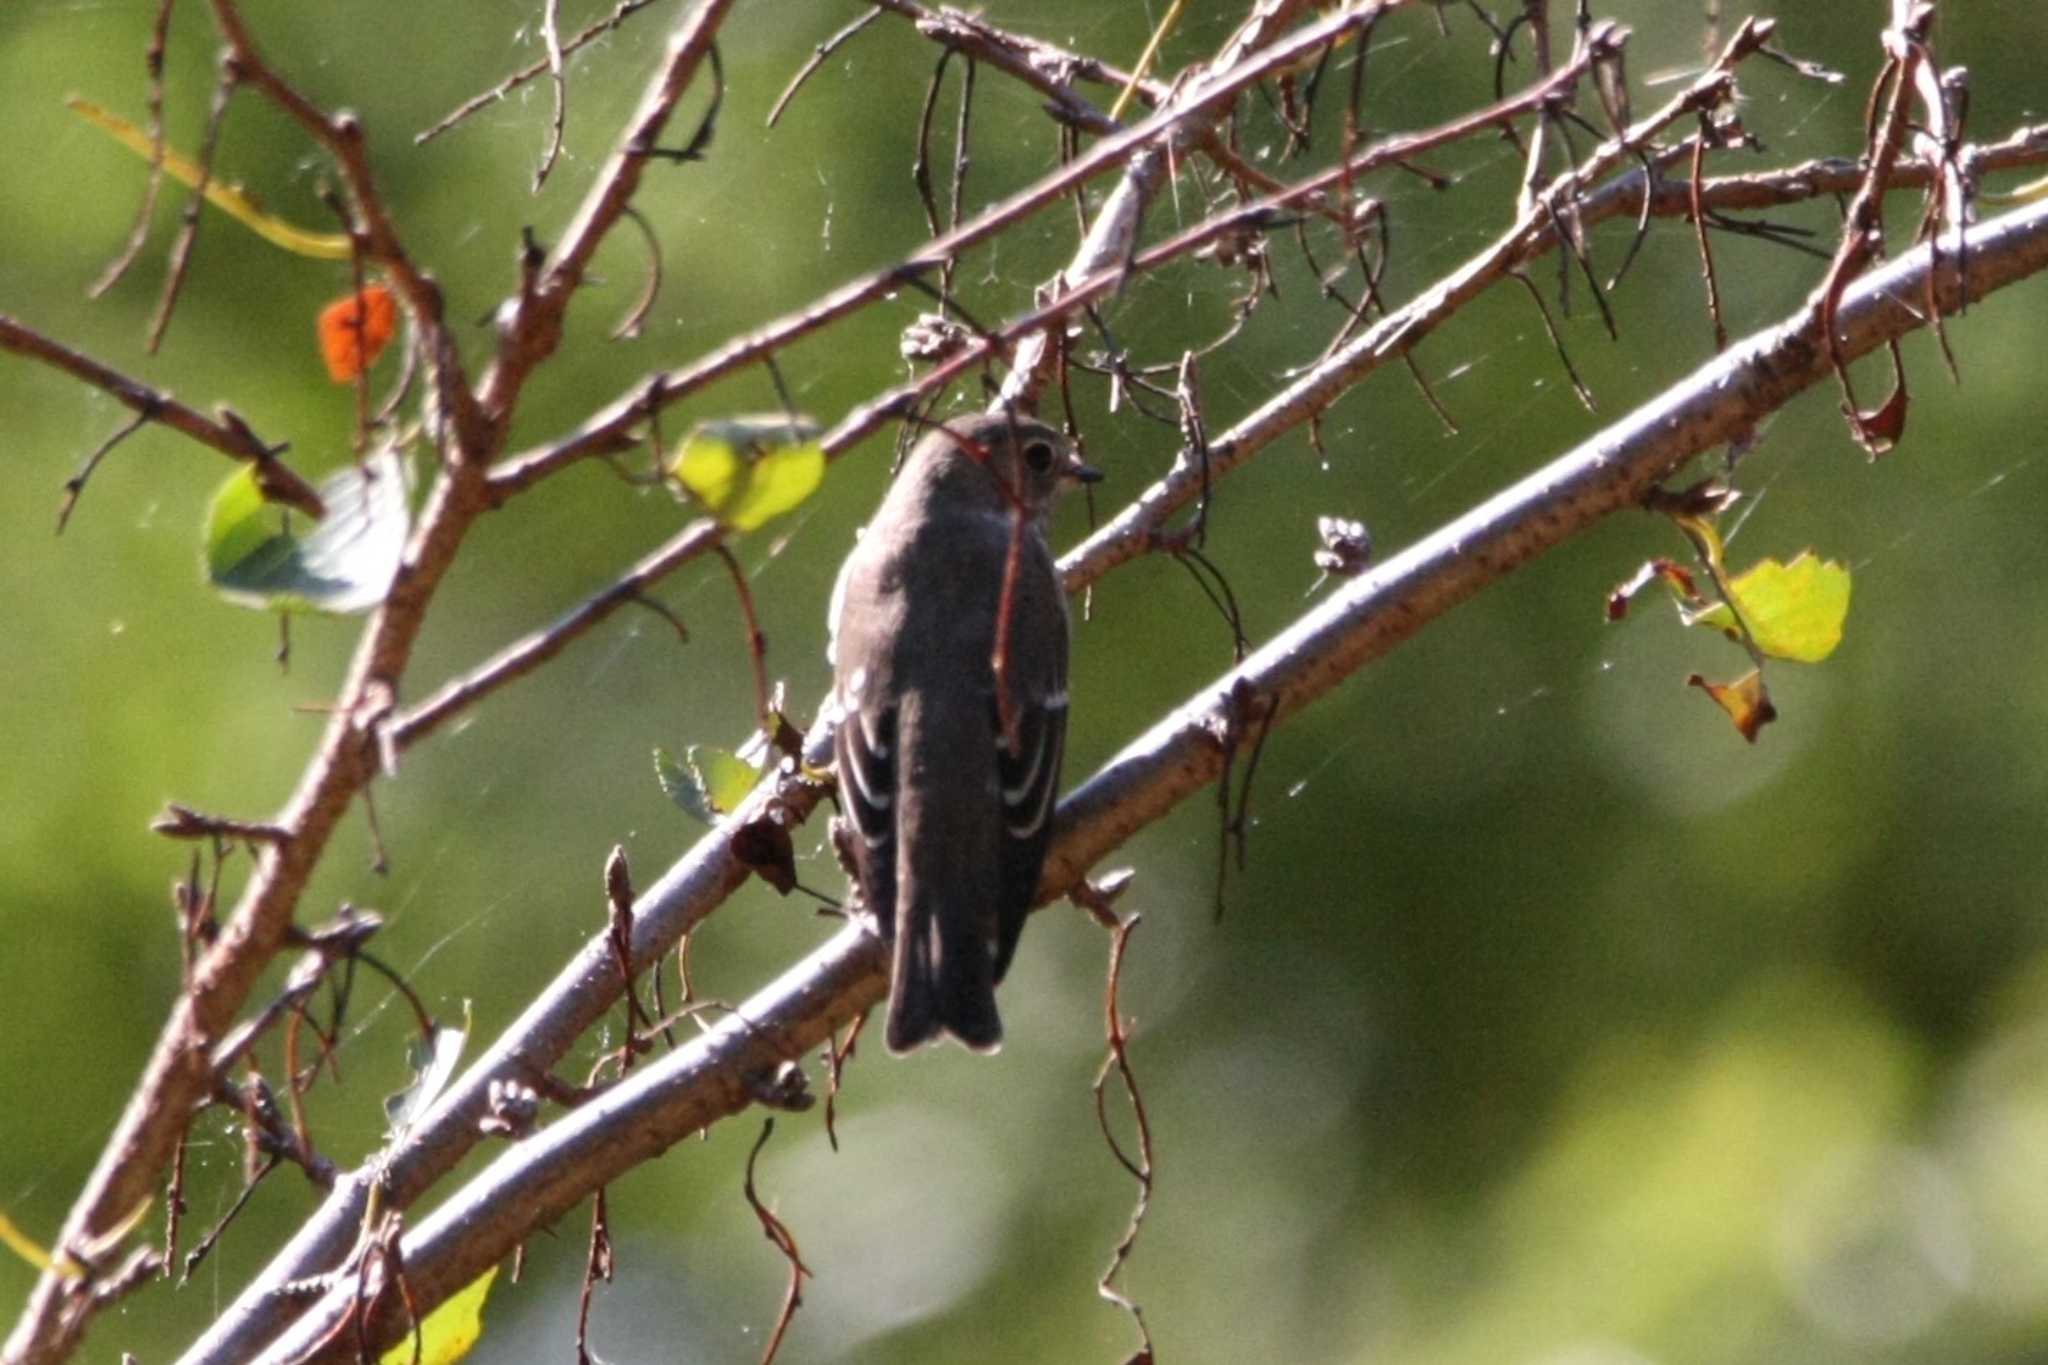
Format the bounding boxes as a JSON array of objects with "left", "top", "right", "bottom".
[{"left": 828, "top": 413, "right": 1097, "bottom": 1053}]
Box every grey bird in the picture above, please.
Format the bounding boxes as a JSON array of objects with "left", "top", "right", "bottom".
[{"left": 828, "top": 414, "right": 1096, "bottom": 1053}]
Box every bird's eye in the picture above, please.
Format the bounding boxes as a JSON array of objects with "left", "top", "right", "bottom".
[{"left": 1023, "top": 440, "right": 1057, "bottom": 474}]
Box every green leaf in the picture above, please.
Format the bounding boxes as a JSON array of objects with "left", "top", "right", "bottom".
[
  {"left": 670, "top": 416, "right": 824, "bottom": 533},
  {"left": 384, "top": 1007, "right": 469, "bottom": 1138},
  {"left": 379, "top": 1265, "right": 499, "bottom": 1365},
  {"left": 654, "top": 744, "right": 760, "bottom": 825},
  {"left": 1687, "top": 552, "right": 1851, "bottom": 663},
  {"left": 205, "top": 447, "right": 409, "bottom": 613}
]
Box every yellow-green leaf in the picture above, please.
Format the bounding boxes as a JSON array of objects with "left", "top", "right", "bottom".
[
  {"left": 670, "top": 416, "right": 824, "bottom": 533},
  {"left": 1688, "top": 552, "right": 1852, "bottom": 663},
  {"left": 205, "top": 448, "right": 410, "bottom": 615},
  {"left": 654, "top": 745, "right": 760, "bottom": 825},
  {"left": 379, "top": 1265, "right": 499, "bottom": 1365}
]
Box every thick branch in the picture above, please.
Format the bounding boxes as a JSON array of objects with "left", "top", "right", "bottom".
[{"left": 225, "top": 196, "right": 2048, "bottom": 1365}]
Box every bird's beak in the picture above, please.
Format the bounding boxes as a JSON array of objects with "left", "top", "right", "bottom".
[{"left": 1065, "top": 454, "right": 1104, "bottom": 485}]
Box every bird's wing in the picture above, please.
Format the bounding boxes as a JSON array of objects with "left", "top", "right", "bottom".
[
  {"left": 992, "top": 684, "right": 1065, "bottom": 983},
  {"left": 990, "top": 544, "right": 1069, "bottom": 983},
  {"left": 833, "top": 687, "right": 899, "bottom": 941}
]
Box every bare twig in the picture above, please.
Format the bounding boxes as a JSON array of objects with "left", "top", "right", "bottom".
[
  {"left": 476, "top": 0, "right": 739, "bottom": 427},
  {"left": 54, "top": 411, "right": 151, "bottom": 534},
  {"left": 147, "top": 54, "right": 239, "bottom": 352},
  {"left": 1090, "top": 912, "right": 1155, "bottom": 1361},
  {"left": 741, "top": 1120, "right": 809, "bottom": 1365},
  {"left": 388, "top": 520, "right": 721, "bottom": 752},
  {"left": 417, "top": 0, "right": 667, "bottom": 145},
  {"left": 767, "top": 7, "right": 884, "bottom": 129},
  {"left": 535, "top": 0, "right": 568, "bottom": 191},
  {"left": 205, "top": 0, "right": 486, "bottom": 452},
  {"left": 88, "top": 0, "right": 178, "bottom": 298}
]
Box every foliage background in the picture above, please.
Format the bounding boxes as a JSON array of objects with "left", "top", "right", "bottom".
[{"left": 4, "top": 2, "right": 2048, "bottom": 1361}]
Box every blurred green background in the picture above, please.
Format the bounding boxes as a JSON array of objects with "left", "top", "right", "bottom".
[{"left": 5, "top": 2, "right": 2048, "bottom": 1362}]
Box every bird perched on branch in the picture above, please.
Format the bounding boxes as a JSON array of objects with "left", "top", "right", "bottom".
[{"left": 828, "top": 413, "right": 1098, "bottom": 1053}]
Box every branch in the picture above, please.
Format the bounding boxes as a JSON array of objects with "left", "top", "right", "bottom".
[
  {"left": 488, "top": 0, "right": 1396, "bottom": 495},
  {"left": 476, "top": 0, "right": 740, "bottom": 423},
  {"left": 203, "top": 0, "right": 486, "bottom": 454},
  {"left": 1053, "top": 106, "right": 2048, "bottom": 592},
  {"left": 3, "top": 4, "right": 754, "bottom": 1357},
  {"left": 386, "top": 520, "right": 723, "bottom": 753},
  {"left": 217, "top": 196, "right": 2048, "bottom": 1365},
  {"left": 0, "top": 314, "right": 323, "bottom": 520}
]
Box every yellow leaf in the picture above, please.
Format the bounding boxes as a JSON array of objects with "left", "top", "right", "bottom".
[
  {"left": 67, "top": 97, "right": 352, "bottom": 261},
  {"left": 380, "top": 1265, "right": 499, "bottom": 1365},
  {"left": 0, "top": 1211, "right": 54, "bottom": 1276},
  {"left": 670, "top": 417, "right": 824, "bottom": 533}
]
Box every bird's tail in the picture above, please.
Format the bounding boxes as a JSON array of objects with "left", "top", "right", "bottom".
[
  {"left": 886, "top": 905, "right": 1002, "bottom": 1053},
  {"left": 885, "top": 692, "right": 1004, "bottom": 1054}
]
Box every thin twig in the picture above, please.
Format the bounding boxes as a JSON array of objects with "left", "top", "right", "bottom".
[
  {"left": 147, "top": 55, "right": 239, "bottom": 353},
  {"left": 766, "top": 7, "right": 884, "bottom": 129},
  {"left": 388, "top": 520, "right": 721, "bottom": 752},
  {"left": 535, "top": 0, "right": 568, "bottom": 191},
  {"left": 741, "top": 1120, "right": 809, "bottom": 1365},
  {"left": 493, "top": 3, "right": 1409, "bottom": 494},
  {"left": 417, "top": 0, "right": 668, "bottom": 145},
  {"left": 54, "top": 411, "right": 151, "bottom": 534},
  {"left": 1090, "top": 913, "right": 1155, "bottom": 1362},
  {"left": 88, "top": 0, "right": 178, "bottom": 298},
  {"left": 710, "top": 544, "right": 773, "bottom": 735}
]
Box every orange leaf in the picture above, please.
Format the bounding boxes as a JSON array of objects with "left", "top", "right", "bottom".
[
  {"left": 317, "top": 285, "right": 397, "bottom": 382},
  {"left": 1687, "top": 669, "right": 1777, "bottom": 744}
]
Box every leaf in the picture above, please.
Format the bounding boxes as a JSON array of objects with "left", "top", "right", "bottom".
[
  {"left": 670, "top": 416, "right": 824, "bottom": 532},
  {"left": 205, "top": 448, "right": 410, "bottom": 614},
  {"left": 1845, "top": 376, "right": 1908, "bottom": 457},
  {"left": 384, "top": 1008, "right": 470, "bottom": 1138},
  {"left": 654, "top": 745, "right": 760, "bottom": 825},
  {"left": 318, "top": 285, "right": 399, "bottom": 382},
  {"left": 1986, "top": 169, "right": 2048, "bottom": 205},
  {"left": 1688, "top": 669, "right": 1777, "bottom": 744},
  {"left": 66, "top": 97, "right": 352, "bottom": 261},
  {"left": 1687, "top": 552, "right": 1852, "bottom": 663},
  {"left": 0, "top": 1211, "right": 55, "bottom": 1276},
  {"left": 379, "top": 1265, "right": 499, "bottom": 1365}
]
